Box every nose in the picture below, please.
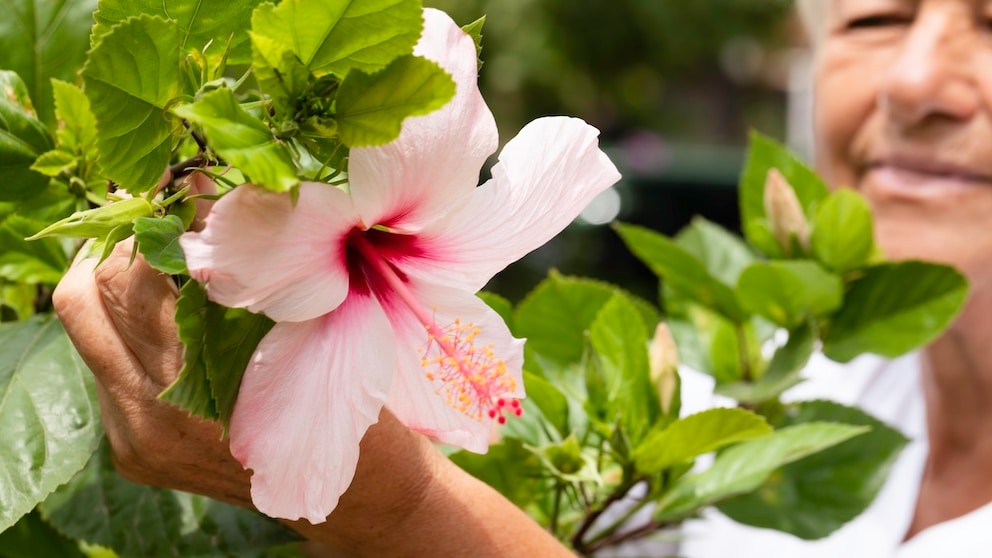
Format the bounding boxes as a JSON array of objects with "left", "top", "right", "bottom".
[{"left": 879, "top": 11, "right": 980, "bottom": 125}]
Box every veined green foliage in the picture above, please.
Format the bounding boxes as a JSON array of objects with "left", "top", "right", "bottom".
[
  {"left": 633, "top": 408, "right": 771, "bottom": 476},
  {"left": 162, "top": 280, "right": 274, "bottom": 431},
  {"left": 0, "top": 316, "right": 101, "bottom": 532},
  {"left": 82, "top": 15, "right": 183, "bottom": 193},
  {"left": 39, "top": 441, "right": 299, "bottom": 557},
  {"left": 173, "top": 88, "right": 299, "bottom": 192},
  {"left": 251, "top": 0, "right": 422, "bottom": 78},
  {"left": 810, "top": 189, "right": 876, "bottom": 273},
  {"left": 614, "top": 221, "right": 747, "bottom": 322},
  {"left": 0, "top": 71, "right": 54, "bottom": 201},
  {"left": 336, "top": 54, "right": 455, "bottom": 147},
  {"left": 92, "top": 0, "right": 264, "bottom": 65},
  {"left": 823, "top": 261, "right": 968, "bottom": 362},
  {"left": 0, "top": 0, "right": 96, "bottom": 124},
  {"left": 735, "top": 261, "right": 842, "bottom": 329},
  {"left": 718, "top": 400, "right": 907, "bottom": 540},
  {"left": 654, "top": 422, "right": 869, "bottom": 522}
]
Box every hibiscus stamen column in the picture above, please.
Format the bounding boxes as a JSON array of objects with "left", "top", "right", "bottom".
[{"left": 349, "top": 229, "right": 522, "bottom": 424}]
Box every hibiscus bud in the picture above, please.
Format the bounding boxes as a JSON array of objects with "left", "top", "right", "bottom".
[
  {"left": 764, "top": 168, "right": 810, "bottom": 256},
  {"left": 25, "top": 197, "right": 155, "bottom": 240},
  {"left": 649, "top": 322, "right": 679, "bottom": 415}
]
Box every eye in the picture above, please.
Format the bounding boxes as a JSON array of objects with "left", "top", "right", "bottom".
[{"left": 845, "top": 14, "right": 912, "bottom": 30}]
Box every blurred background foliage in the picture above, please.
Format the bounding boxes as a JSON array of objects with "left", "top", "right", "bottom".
[{"left": 424, "top": 0, "right": 807, "bottom": 303}]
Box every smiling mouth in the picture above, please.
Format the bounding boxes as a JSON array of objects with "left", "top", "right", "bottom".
[{"left": 866, "top": 159, "right": 992, "bottom": 185}]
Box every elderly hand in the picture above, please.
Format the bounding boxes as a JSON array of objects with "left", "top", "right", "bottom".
[
  {"left": 52, "top": 241, "right": 568, "bottom": 557},
  {"left": 53, "top": 242, "right": 254, "bottom": 507}
]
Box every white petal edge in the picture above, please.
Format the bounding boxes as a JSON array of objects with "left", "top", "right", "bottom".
[
  {"left": 415, "top": 116, "right": 621, "bottom": 292},
  {"left": 347, "top": 8, "right": 498, "bottom": 232},
  {"left": 384, "top": 280, "right": 525, "bottom": 453},
  {"left": 181, "top": 183, "right": 359, "bottom": 322},
  {"left": 229, "top": 295, "right": 395, "bottom": 522}
]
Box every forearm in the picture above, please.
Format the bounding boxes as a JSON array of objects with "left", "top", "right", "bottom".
[{"left": 288, "top": 411, "right": 571, "bottom": 557}]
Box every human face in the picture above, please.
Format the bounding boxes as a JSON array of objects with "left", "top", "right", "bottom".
[{"left": 814, "top": 0, "right": 992, "bottom": 291}]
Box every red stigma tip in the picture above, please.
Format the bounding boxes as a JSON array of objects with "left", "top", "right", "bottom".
[
  {"left": 511, "top": 400, "right": 520, "bottom": 408},
  {"left": 497, "top": 398, "right": 506, "bottom": 407},
  {"left": 497, "top": 415, "right": 507, "bottom": 425},
  {"left": 488, "top": 409, "right": 497, "bottom": 418},
  {"left": 514, "top": 407, "right": 523, "bottom": 417}
]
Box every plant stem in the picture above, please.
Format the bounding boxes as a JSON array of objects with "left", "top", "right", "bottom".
[
  {"left": 582, "top": 520, "right": 674, "bottom": 554},
  {"left": 580, "top": 496, "right": 652, "bottom": 549},
  {"left": 571, "top": 481, "right": 634, "bottom": 550},
  {"left": 735, "top": 322, "right": 752, "bottom": 382},
  {"left": 169, "top": 153, "right": 211, "bottom": 181},
  {"left": 550, "top": 482, "right": 564, "bottom": 536}
]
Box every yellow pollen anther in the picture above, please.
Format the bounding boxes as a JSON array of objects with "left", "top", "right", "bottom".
[{"left": 419, "top": 317, "right": 519, "bottom": 423}]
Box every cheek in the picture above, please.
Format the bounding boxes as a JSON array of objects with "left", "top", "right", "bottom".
[
  {"left": 811, "top": 47, "right": 884, "bottom": 188},
  {"left": 873, "top": 197, "right": 992, "bottom": 287}
]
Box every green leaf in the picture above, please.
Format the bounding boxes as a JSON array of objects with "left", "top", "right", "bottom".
[
  {"left": 461, "top": 15, "right": 486, "bottom": 70},
  {"left": 675, "top": 216, "right": 755, "bottom": 287},
  {"left": 528, "top": 435, "right": 602, "bottom": 484},
  {"left": 655, "top": 422, "right": 869, "bottom": 522},
  {"left": 27, "top": 197, "right": 155, "bottom": 240},
  {"left": 161, "top": 280, "right": 217, "bottom": 420},
  {"left": 133, "top": 215, "right": 188, "bottom": 275},
  {"left": 811, "top": 189, "right": 874, "bottom": 273},
  {"left": 51, "top": 79, "right": 97, "bottom": 155},
  {"left": 449, "top": 438, "right": 546, "bottom": 508},
  {"left": 203, "top": 304, "right": 274, "bottom": 429},
  {"left": 0, "top": 70, "right": 54, "bottom": 201},
  {"left": 83, "top": 15, "right": 183, "bottom": 193},
  {"left": 522, "top": 371, "right": 570, "bottom": 437},
  {"left": 823, "top": 262, "right": 968, "bottom": 362},
  {"left": 0, "top": 282, "right": 36, "bottom": 321},
  {"left": 252, "top": 0, "right": 422, "bottom": 77},
  {"left": 249, "top": 23, "right": 311, "bottom": 115},
  {"left": 718, "top": 400, "right": 908, "bottom": 540},
  {"left": 716, "top": 323, "right": 815, "bottom": 404},
  {"left": 740, "top": 131, "right": 829, "bottom": 250},
  {"left": 477, "top": 291, "right": 513, "bottom": 329},
  {"left": 633, "top": 408, "right": 771, "bottom": 475},
  {"left": 589, "top": 293, "right": 660, "bottom": 445},
  {"left": 93, "top": 0, "right": 264, "bottom": 64},
  {"left": 0, "top": 315, "right": 101, "bottom": 532},
  {"left": 162, "top": 280, "right": 274, "bottom": 429},
  {"left": 0, "top": 0, "right": 96, "bottom": 124},
  {"left": 614, "top": 222, "right": 746, "bottom": 322},
  {"left": 336, "top": 54, "right": 456, "bottom": 147},
  {"left": 29, "top": 149, "right": 75, "bottom": 176},
  {"left": 0, "top": 214, "right": 70, "bottom": 284},
  {"left": 514, "top": 272, "right": 659, "bottom": 374},
  {"left": 736, "top": 261, "right": 842, "bottom": 328},
  {"left": 40, "top": 441, "right": 299, "bottom": 557},
  {"left": 173, "top": 87, "right": 299, "bottom": 192},
  {"left": 0, "top": 509, "right": 86, "bottom": 558}
]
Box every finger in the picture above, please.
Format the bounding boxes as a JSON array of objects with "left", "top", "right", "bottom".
[
  {"left": 94, "top": 240, "right": 183, "bottom": 388},
  {"left": 53, "top": 251, "right": 161, "bottom": 404}
]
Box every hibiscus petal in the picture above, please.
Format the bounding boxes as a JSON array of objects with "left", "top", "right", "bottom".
[
  {"left": 417, "top": 116, "right": 621, "bottom": 292},
  {"left": 181, "top": 183, "right": 359, "bottom": 322},
  {"left": 229, "top": 294, "right": 395, "bottom": 522},
  {"left": 347, "top": 8, "right": 498, "bottom": 232},
  {"left": 385, "top": 281, "right": 524, "bottom": 453}
]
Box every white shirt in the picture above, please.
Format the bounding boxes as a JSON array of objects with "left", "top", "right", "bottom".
[{"left": 672, "top": 352, "right": 992, "bottom": 558}]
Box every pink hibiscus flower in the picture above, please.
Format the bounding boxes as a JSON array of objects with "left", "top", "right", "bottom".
[{"left": 180, "top": 8, "right": 621, "bottom": 523}]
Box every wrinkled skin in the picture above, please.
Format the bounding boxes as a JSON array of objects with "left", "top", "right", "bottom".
[
  {"left": 813, "top": 0, "right": 992, "bottom": 539},
  {"left": 53, "top": 242, "right": 566, "bottom": 556},
  {"left": 54, "top": 245, "right": 253, "bottom": 505}
]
